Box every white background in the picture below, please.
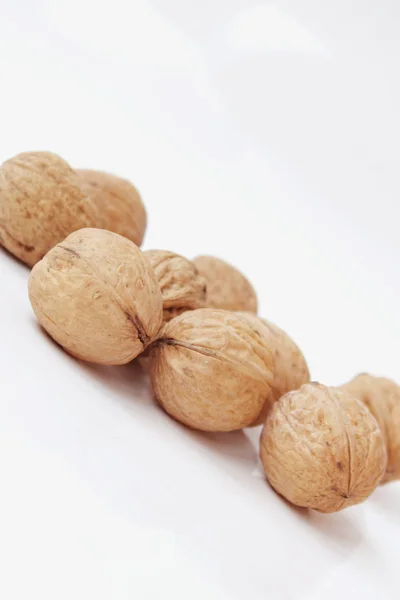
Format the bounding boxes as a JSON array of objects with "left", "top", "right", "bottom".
[{"left": 0, "top": 1, "right": 399, "bottom": 599}]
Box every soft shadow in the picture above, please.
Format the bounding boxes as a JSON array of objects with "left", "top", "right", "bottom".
[
  {"left": 370, "top": 482, "right": 400, "bottom": 524},
  {"left": 304, "top": 508, "right": 364, "bottom": 551},
  {"left": 31, "top": 318, "right": 154, "bottom": 407},
  {"left": 187, "top": 428, "right": 259, "bottom": 473},
  {"left": 259, "top": 473, "right": 364, "bottom": 552},
  {"left": 0, "top": 243, "right": 30, "bottom": 270},
  {"left": 81, "top": 361, "right": 150, "bottom": 404}
]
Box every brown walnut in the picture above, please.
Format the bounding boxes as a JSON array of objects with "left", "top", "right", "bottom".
[
  {"left": 28, "top": 228, "right": 162, "bottom": 365},
  {"left": 193, "top": 255, "right": 257, "bottom": 313},
  {"left": 0, "top": 152, "right": 97, "bottom": 266},
  {"left": 77, "top": 169, "right": 146, "bottom": 247},
  {"left": 148, "top": 309, "right": 274, "bottom": 432},
  {"left": 260, "top": 383, "right": 387, "bottom": 513},
  {"left": 144, "top": 250, "right": 207, "bottom": 322}
]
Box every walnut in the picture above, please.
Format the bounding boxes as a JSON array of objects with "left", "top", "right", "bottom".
[
  {"left": 144, "top": 250, "right": 207, "bottom": 322},
  {"left": 193, "top": 255, "right": 257, "bottom": 312},
  {"left": 237, "top": 312, "right": 310, "bottom": 425},
  {"left": 0, "top": 152, "right": 97, "bottom": 267},
  {"left": 148, "top": 309, "right": 274, "bottom": 432},
  {"left": 28, "top": 228, "right": 162, "bottom": 365},
  {"left": 341, "top": 373, "right": 400, "bottom": 483},
  {"left": 260, "top": 383, "right": 387, "bottom": 513},
  {"left": 77, "top": 169, "right": 146, "bottom": 247}
]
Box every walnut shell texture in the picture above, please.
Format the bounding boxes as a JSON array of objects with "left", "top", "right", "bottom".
[
  {"left": 193, "top": 255, "right": 257, "bottom": 313},
  {"left": 28, "top": 228, "right": 163, "bottom": 365},
  {"left": 144, "top": 250, "right": 207, "bottom": 322},
  {"left": 237, "top": 313, "right": 310, "bottom": 425},
  {"left": 260, "top": 383, "right": 387, "bottom": 513},
  {"left": 148, "top": 309, "right": 274, "bottom": 432},
  {"left": 77, "top": 169, "right": 147, "bottom": 247},
  {"left": 341, "top": 373, "right": 400, "bottom": 483},
  {"left": 0, "top": 152, "right": 97, "bottom": 267}
]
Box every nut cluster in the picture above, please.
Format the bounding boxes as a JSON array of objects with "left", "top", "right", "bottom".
[
  {"left": 1, "top": 148, "right": 396, "bottom": 517},
  {"left": 0, "top": 151, "right": 146, "bottom": 266}
]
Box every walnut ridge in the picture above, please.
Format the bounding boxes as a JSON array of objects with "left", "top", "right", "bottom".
[
  {"left": 28, "top": 228, "right": 163, "bottom": 365},
  {"left": 148, "top": 308, "right": 274, "bottom": 432},
  {"left": 260, "top": 383, "right": 387, "bottom": 513},
  {"left": 144, "top": 249, "right": 207, "bottom": 321},
  {"left": 77, "top": 169, "right": 146, "bottom": 247},
  {"left": 193, "top": 255, "right": 257, "bottom": 313},
  {"left": 341, "top": 373, "right": 400, "bottom": 483}
]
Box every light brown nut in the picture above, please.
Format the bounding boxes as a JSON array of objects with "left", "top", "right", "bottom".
[
  {"left": 148, "top": 309, "right": 274, "bottom": 432},
  {"left": 28, "top": 228, "right": 163, "bottom": 365},
  {"left": 0, "top": 152, "right": 97, "bottom": 267},
  {"left": 144, "top": 250, "right": 207, "bottom": 322},
  {"left": 192, "top": 255, "right": 257, "bottom": 313},
  {"left": 341, "top": 373, "right": 400, "bottom": 483},
  {"left": 77, "top": 169, "right": 146, "bottom": 247},
  {"left": 260, "top": 383, "right": 387, "bottom": 513},
  {"left": 237, "top": 312, "right": 310, "bottom": 425}
]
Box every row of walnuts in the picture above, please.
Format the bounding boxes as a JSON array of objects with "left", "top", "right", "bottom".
[{"left": 1, "top": 151, "right": 399, "bottom": 514}]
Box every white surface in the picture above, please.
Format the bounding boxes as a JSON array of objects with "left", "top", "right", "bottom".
[{"left": 0, "top": 1, "right": 399, "bottom": 599}]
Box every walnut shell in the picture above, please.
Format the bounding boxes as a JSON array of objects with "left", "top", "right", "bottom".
[
  {"left": 28, "top": 228, "right": 163, "bottom": 365},
  {"left": 237, "top": 313, "right": 310, "bottom": 425},
  {"left": 193, "top": 255, "right": 257, "bottom": 313},
  {"left": 0, "top": 152, "right": 97, "bottom": 267},
  {"left": 77, "top": 169, "right": 146, "bottom": 247},
  {"left": 148, "top": 309, "right": 274, "bottom": 432},
  {"left": 144, "top": 250, "right": 207, "bottom": 322},
  {"left": 260, "top": 383, "right": 387, "bottom": 513},
  {"left": 341, "top": 374, "right": 400, "bottom": 483}
]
